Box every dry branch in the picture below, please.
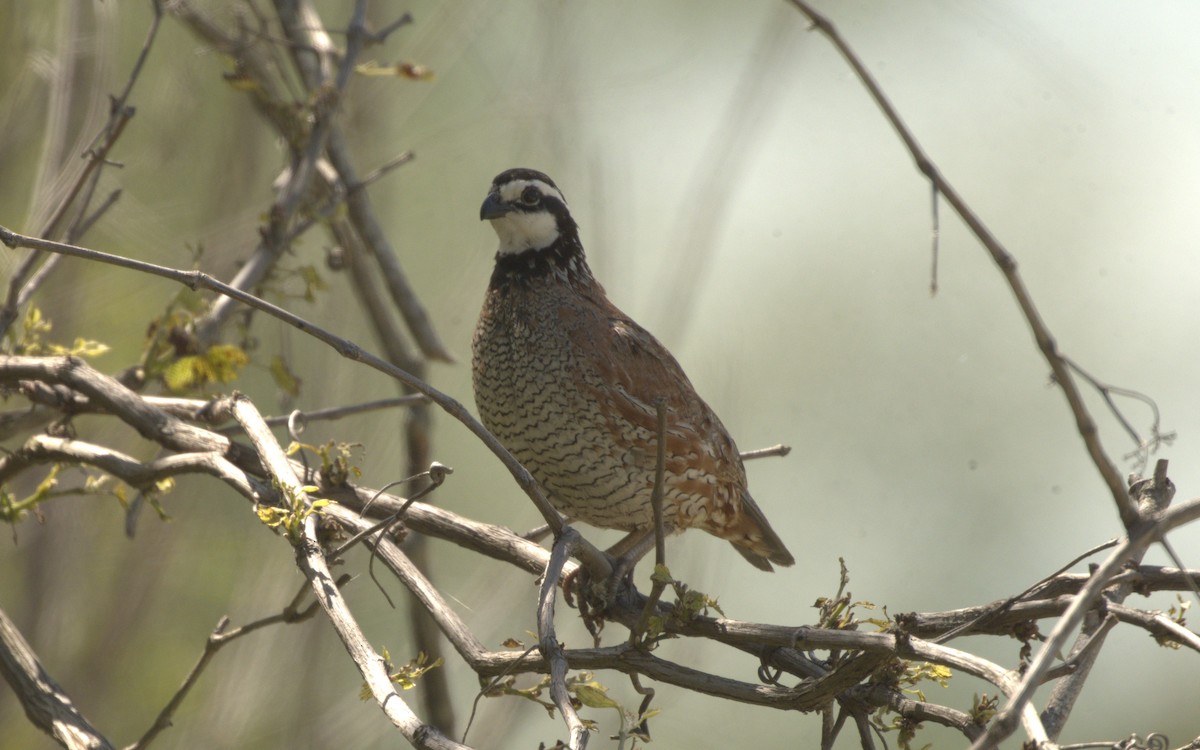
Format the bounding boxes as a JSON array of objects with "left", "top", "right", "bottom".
[
  {"left": 0, "top": 607, "right": 115, "bottom": 750},
  {"left": 785, "top": 0, "right": 1136, "bottom": 528},
  {"left": 4, "top": 345, "right": 1199, "bottom": 746},
  {"left": 228, "top": 394, "right": 469, "bottom": 750},
  {"left": 2, "top": 2, "right": 1198, "bottom": 748}
]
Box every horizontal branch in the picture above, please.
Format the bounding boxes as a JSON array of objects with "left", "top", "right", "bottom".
[
  {"left": 0, "top": 435, "right": 262, "bottom": 502},
  {"left": 1, "top": 378, "right": 426, "bottom": 440},
  {"left": 0, "top": 356, "right": 239, "bottom": 460},
  {"left": 6, "top": 350, "right": 1198, "bottom": 745}
]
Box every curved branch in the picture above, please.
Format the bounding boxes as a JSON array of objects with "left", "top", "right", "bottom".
[
  {"left": 783, "top": 0, "right": 1136, "bottom": 528},
  {"left": 0, "top": 435, "right": 263, "bottom": 505}
]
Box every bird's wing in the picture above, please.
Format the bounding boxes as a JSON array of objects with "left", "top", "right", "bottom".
[
  {"left": 567, "top": 288, "right": 748, "bottom": 492},
  {"left": 564, "top": 284, "right": 795, "bottom": 568}
]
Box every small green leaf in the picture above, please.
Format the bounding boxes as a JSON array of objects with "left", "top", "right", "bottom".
[
  {"left": 650, "top": 564, "right": 673, "bottom": 585},
  {"left": 573, "top": 682, "right": 619, "bottom": 710}
]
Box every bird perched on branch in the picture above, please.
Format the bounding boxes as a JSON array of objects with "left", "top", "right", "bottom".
[{"left": 471, "top": 168, "right": 794, "bottom": 572}]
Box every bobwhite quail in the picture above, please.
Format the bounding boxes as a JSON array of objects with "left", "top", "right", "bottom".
[{"left": 471, "top": 168, "right": 794, "bottom": 571}]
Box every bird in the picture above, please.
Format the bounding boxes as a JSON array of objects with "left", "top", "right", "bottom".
[{"left": 471, "top": 168, "right": 794, "bottom": 572}]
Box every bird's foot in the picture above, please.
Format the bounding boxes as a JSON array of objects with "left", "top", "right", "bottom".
[{"left": 562, "top": 553, "right": 641, "bottom": 644}]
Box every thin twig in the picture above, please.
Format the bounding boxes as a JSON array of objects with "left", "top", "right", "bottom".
[
  {"left": 739, "top": 443, "right": 791, "bottom": 461},
  {"left": 349, "top": 464, "right": 451, "bottom": 610},
  {"left": 1064, "top": 356, "right": 1174, "bottom": 473},
  {"left": 650, "top": 402, "right": 667, "bottom": 566},
  {"left": 784, "top": 0, "right": 1137, "bottom": 528},
  {"left": 630, "top": 402, "right": 670, "bottom": 645},
  {"left": 352, "top": 150, "right": 416, "bottom": 193},
  {"left": 929, "top": 181, "right": 940, "bottom": 295},
  {"left": 214, "top": 395, "right": 428, "bottom": 434},
  {"left": 332, "top": 465, "right": 447, "bottom": 558},
  {"left": 1159, "top": 536, "right": 1200, "bottom": 610},
  {"left": 0, "top": 0, "right": 163, "bottom": 337},
  {"left": 127, "top": 578, "right": 334, "bottom": 750},
  {"left": 933, "top": 537, "right": 1120, "bottom": 644}
]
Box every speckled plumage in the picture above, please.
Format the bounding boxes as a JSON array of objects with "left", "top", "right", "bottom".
[{"left": 472, "top": 169, "right": 794, "bottom": 571}]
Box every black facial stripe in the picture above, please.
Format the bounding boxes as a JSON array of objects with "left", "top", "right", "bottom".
[
  {"left": 498, "top": 191, "right": 576, "bottom": 235},
  {"left": 542, "top": 197, "right": 577, "bottom": 234}
]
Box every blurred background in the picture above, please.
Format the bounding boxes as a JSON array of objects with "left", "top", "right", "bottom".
[{"left": 1, "top": 0, "right": 1199, "bottom": 747}]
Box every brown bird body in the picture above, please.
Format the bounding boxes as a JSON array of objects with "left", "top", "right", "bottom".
[{"left": 472, "top": 168, "right": 794, "bottom": 571}]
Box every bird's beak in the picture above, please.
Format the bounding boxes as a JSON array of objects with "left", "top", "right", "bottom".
[{"left": 479, "top": 192, "right": 512, "bottom": 221}]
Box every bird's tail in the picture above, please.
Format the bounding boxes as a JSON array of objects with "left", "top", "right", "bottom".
[{"left": 726, "top": 493, "right": 795, "bottom": 572}]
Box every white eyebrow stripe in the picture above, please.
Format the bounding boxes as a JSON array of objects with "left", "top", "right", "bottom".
[{"left": 497, "top": 179, "right": 566, "bottom": 205}]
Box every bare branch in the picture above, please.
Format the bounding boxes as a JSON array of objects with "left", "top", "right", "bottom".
[
  {"left": 127, "top": 579, "right": 331, "bottom": 750},
  {"left": 973, "top": 494, "right": 1200, "bottom": 749},
  {"left": 0, "top": 607, "right": 115, "bottom": 750},
  {"left": 1039, "top": 464, "right": 1177, "bottom": 740},
  {"left": 783, "top": 0, "right": 1137, "bottom": 528},
  {"left": 538, "top": 529, "right": 589, "bottom": 749},
  {"left": 0, "top": 435, "right": 262, "bottom": 503},
  {"left": 0, "top": 0, "right": 164, "bottom": 338},
  {"left": 228, "top": 394, "right": 470, "bottom": 749},
  {"left": 0, "top": 356, "right": 237, "bottom": 458},
  {"left": 323, "top": 504, "right": 490, "bottom": 665},
  {"left": 739, "top": 443, "right": 791, "bottom": 461}
]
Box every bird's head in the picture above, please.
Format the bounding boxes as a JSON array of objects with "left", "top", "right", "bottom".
[{"left": 480, "top": 168, "right": 578, "bottom": 256}]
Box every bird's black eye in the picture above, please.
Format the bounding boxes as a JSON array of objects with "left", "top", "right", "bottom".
[{"left": 519, "top": 186, "right": 541, "bottom": 206}]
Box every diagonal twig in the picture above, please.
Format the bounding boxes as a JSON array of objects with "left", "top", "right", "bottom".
[
  {"left": 126, "top": 577, "right": 339, "bottom": 750},
  {"left": 0, "top": 607, "right": 115, "bottom": 750},
  {"left": 783, "top": 0, "right": 1137, "bottom": 528}
]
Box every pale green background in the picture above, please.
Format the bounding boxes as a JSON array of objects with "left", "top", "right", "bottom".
[{"left": 1, "top": 1, "right": 1198, "bottom": 747}]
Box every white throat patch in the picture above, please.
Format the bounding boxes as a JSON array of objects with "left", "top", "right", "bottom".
[{"left": 489, "top": 179, "right": 566, "bottom": 256}]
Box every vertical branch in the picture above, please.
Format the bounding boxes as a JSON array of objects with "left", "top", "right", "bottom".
[
  {"left": 340, "top": 196, "right": 455, "bottom": 730},
  {"left": 630, "top": 401, "right": 670, "bottom": 644},
  {"left": 538, "top": 528, "right": 589, "bottom": 749},
  {"left": 651, "top": 401, "right": 667, "bottom": 566}
]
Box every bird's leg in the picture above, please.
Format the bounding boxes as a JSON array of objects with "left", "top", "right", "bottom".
[
  {"left": 606, "top": 529, "right": 656, "bottom": 571},
  {"left": 602, "top": 529, "right": 658, "bottom": 598},
  {"left": 563, "top": 529, "right": 656, "bottom": 618}
]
